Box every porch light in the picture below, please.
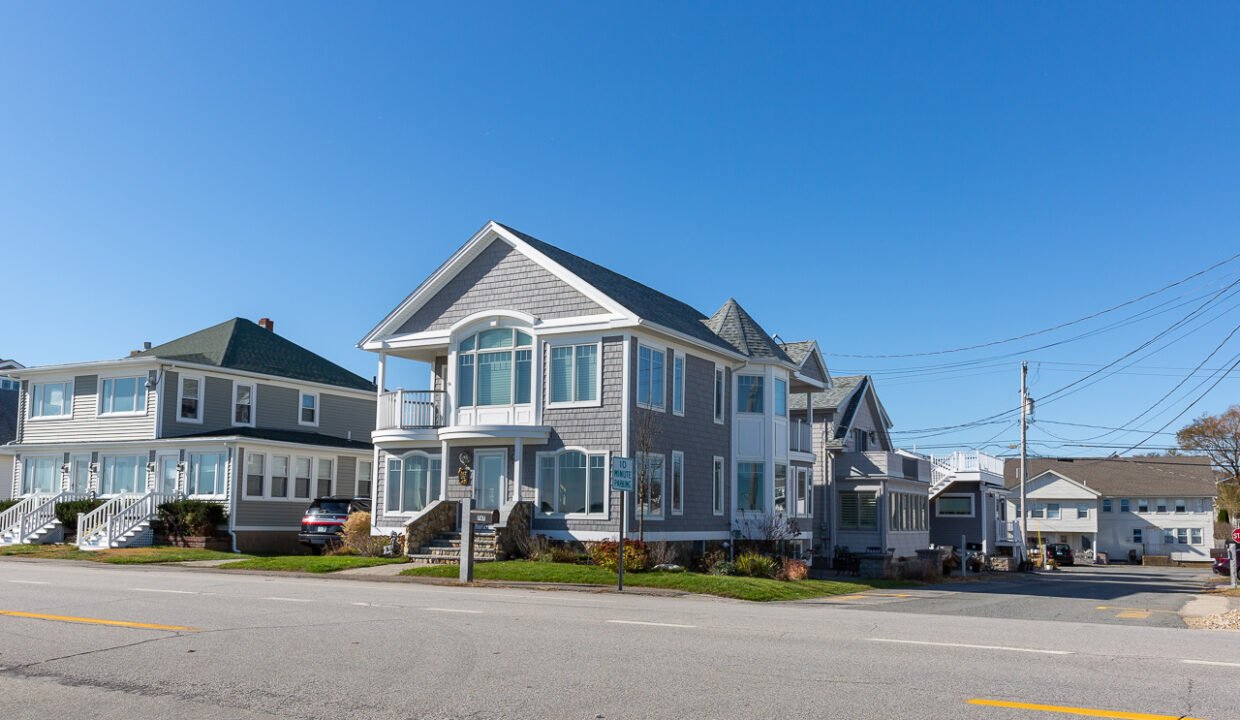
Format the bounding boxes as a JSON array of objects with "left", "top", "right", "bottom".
[
  {"left": 146, "top": 462, "right": 156, "bottom": 473},
  {"left": 60, "top": 464, "right": 70, "bottom": 474}
]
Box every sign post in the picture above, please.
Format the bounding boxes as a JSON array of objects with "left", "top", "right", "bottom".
[
  {"left": 1230, "top": 528, "right": 1239, "bottom": 590},
  {"left": 611, "top": 457, "right": 635, "bottom": 592}
]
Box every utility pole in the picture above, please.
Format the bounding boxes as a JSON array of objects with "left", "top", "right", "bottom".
[{"left": 1019, "top": 361, "right": 1029, "bottom": 561}]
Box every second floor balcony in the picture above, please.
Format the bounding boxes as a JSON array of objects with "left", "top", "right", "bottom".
[
  {"left": 837, "top": 450, "right": 931, "bottom": 484},
  {"left": 377, "top": 390, "right": 448, "bottom": 431}
]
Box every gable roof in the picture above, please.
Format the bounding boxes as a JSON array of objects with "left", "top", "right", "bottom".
[
  {"left": 140, "top": 319, "right": 374, "bottom": 392},
  {"left": 704, "top": 299, "right": 793, "bottom": 363},
  {"left": 779, "top": 339, "right": 831, "bottom": 385},
  {"left": 779, "top": 341, "right": 816, "bottom": 365},
  {"left": 499, "top": 224, "right": 742, "bottom": 356},
  {"left": 789, "top": 375, "right": 865, "bottom": 412},
  {"left": 1003, "top": 456, "right": 1218, "bottom": 497}
]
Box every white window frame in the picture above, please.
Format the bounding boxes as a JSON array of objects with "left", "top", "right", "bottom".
[
  {"left": 97, "top": 374, "right": 147, "bottom": 418},
  {"left": 384, "top": 450, "right": 443, "bottom": 516},
  {"left": 1120, "top": 498, "right": 1130, "bottom": 512},
  {"left": 1132, "top": 528, "right": 1143, "bottom": 544},
  {"left": 712, "top": 456, "right": 725, "bottom": 516},
  {"left": 316, "top": 457, "right": 335, "bottom": 498},
  {"left": 1174, "top": 498, "right": 1187, "bottom": 514},
  {"left": 713, "top": 365, "right": 724, "bottom": 424},
  {"left": 20, "top": 455, "right": 62, "bottom": 495},
  {"left": 1046, "top": 503, "right": 1061, "bottom": 520},
  {"left": 792, "top": 467, "right": 811, "bottom": 519},
  {"left": 177, "top": 374, "right": 204, "bottom": 424},
  {"left": 636, "top": 344, "right": 666, "bottom": 411},
  {"left": 455, "top": 327, "right": 535, "bottom": 410},
  {"left": 268, "top": 454, "right": 291, "bottom": 500},
  {"left": 299, "top": 391, "right": 319, "bottom": 427},
  {"left": 186, "top": 450, "right": 228, "bottom": 500},
  {"left": 672, "top": 352, "right": 685, "bottom": 417},
  {"left": 357, "top": 458, "right": 374, "bottom": 501},
  {"left": 1191, "top": 527, "right": 1203, "bottom": 545},
  {"left": 670, "top": 450, "right": 684, "bottom": 516},
  {"left": 243, "top": 450, "right": 266, "bottom": 499},
  {"left": 935, "top": 493, "right": 976, "bottom": 518},
  {"left": 232, "top": 381, "right": 257, "bottom": 427},
  {"left": 1137, "top": 498, "right": 1149, "bottom": 513},
  {"left": 635, "top": 451, "right": 665, "bottom": 520},
  {"left": 1076, "top": 504, "right": 1089, "bottom": 519},
  {"left": 28, "top": 379, "right": 74, "bottom": 420},
  {"left": 546, "top": 340, "right": 603, "bottom": 409},
  {"left": 293, "top": 456, "right": 315, "bottom": 501},
  {"left": 736, "top": 374, "right": 764, "bottom": 415},
  {"left": 534, "top": 447, "right": 610, "bottom": 519},
  {"left": 99, "top": 453, "right": 147, "bottom": 496},
  {"left": 774, "top": 377, "right": 787, "bottom": 417}
]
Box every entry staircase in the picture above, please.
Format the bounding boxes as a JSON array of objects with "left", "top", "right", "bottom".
[
  {"left": 77, "top": 491, "right": 177, "bottom": 550},
  {"left": 0, "top": 492, "right": 91, "bottom": 546},
  {"left": 408, "top": 528, "right": 497, "bottom": 565}
]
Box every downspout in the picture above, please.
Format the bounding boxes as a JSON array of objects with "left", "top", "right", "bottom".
[{"left": 228, "top": 444, "right": 240, "bottom": 553}]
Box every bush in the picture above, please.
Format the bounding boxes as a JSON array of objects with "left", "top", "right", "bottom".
[
  {"left": 549, "top": 544, "right": 582, "bottom": 564},
  {"left": 328, "top": 511, "right": 390, "bottom": 557},
  {"left": 0, "top": 499, "right": 20, "bottom": 514},
  {"left": 588, "top": 539, "right": 648, "bottom": 573},
  {"left": 734, "top": 552, "right": 778, "bottom": 579},
  {"left": 778, "top": 558, "right": 809, "bottom": 581},
  {"left": 157, "top": 499, "right": 227, "bottom": 537},
  {"left": 646, "top": 540, "right": 681, "bottom": 567},
  {"left": 709, "top": 560, "right": 736, "bottom": 576},
  {"left": 55, "top": 499, "right": 106, "bottom": 533}
]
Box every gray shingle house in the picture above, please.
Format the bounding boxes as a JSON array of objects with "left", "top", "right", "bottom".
[
  {"left": 1, "top": 319, "right": 375, "bottom": 552},
  {"left": 359, "top": 220, "right": 925, "bottom": 563}
]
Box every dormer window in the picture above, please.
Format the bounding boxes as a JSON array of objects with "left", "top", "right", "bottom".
[{"left": 456, "top": 328, "right": 532, "bottom": 408}]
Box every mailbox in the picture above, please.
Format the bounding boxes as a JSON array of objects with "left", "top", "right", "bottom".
[{"left": 470, "top": 509, "right": 499, "bottom": 526}]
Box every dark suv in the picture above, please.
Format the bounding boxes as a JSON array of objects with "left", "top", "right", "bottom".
[
  {"left": 299, "top": 497, "right": 370, "bottom": 553},
  {"left": 1044, "top": 543, "right": 1075, "bottom": 566}
]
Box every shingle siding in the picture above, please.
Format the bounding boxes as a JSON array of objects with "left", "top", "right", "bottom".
[{"left": 397, "top": 239, "right": 608, "bottom": 335}]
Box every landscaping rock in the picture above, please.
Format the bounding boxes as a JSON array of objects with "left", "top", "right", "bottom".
[{"left": 1185, "top": 609, "right": 1240, "bottom": 631}]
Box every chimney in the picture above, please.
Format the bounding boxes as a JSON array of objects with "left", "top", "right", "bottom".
[
  {"left": 258, "top": 318, "right": 275, "bottom": 333},
  {"left": 143, "top": 341, "right": 152, "bottom": 351}
]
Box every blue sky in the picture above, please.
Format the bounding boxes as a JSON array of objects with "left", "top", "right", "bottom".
[{"left": 2, "top": 3, "right": 1237, "bottom": 457}]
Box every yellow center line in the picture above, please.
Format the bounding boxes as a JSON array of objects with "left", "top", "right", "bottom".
[
  {"left": 967, "top": 698, "right": 1203, "bottom": 720},
  {"left": 0, "top": 609, "right": 198, "bottom": 632}
]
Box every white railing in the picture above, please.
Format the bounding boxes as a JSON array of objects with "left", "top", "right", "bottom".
[
  {"left": 930, "top": 450, "right": 1005, "bottom": 475},
  {"left": 377, "top": 390, "right": 448, "bottom": 430},
  {"left": 105, "top": 492, "right": 177, "bottom": 548},
  {"left": 0, "top": 495, "right": 43, "bottom": 537},
  {"left": 17, "top": 492, "right": 90, "bottom": 542},
  {"left": 78, "top": 494, "right": 143, "bottom": 548},
  {"left": 790, "top": 420, "right": 814, "bottom": 453},
  {"left": 995, "top": 520, "right": 1019, "bottom": 543}
]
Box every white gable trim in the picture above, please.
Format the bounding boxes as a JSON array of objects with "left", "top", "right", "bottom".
[{"left": 1025, "top": 469, "right": 1103, "bottom": 497}]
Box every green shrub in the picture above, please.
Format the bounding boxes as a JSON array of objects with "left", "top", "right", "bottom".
[
  {"left": 709, "top": 560, "right": 736, "bottom": 576},
  {"left": 549, "top": 545, "right": 581, "bottom": 564},
  {"left": 588, "top": 539, "right": 648, "bottom": 573},
  {"left": 0, "top": 499, "right": 20, "bottom": 514},
  {"left": 55, "top": 499, "right": 106, "bottom": 533},
  {"left": 734, "top": 552, "right": 778, "bottom": 578},
  {"left": 157, "top": 499, "right": 227, "bottom": 537}
]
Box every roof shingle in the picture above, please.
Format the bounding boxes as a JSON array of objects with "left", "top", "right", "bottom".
[
  {"left": 704, "top": 299, "right": 792, "bottom": 363},
  {"left": 1003, "top": 456, "right": 1218, "bottom": 496}
]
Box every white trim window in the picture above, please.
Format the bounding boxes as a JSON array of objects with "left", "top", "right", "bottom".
[
  {"left": 294, "top": 457, "right": 314, "bottom": 500},
  {"left": 1046, "top": 503, "right": 1061, "bottom": 520},
  {"left": 670, "top": 451, "right": 684, "bottom": 515},
  {"left": 269, "top": 455, "right": 290, "bottom": 499},
  {"left": 316, "top": 458, "right": 334, "bottom": 497},
  {"left": 186, "top": 451, "right": 227, "bottom": 498},
  {"left": 1137, "top": 498, "right": 1149, "bottom": 513},
  {"left": 737, "top": 375, "right": 763, "bottom": 414},
  {"left": 636, "top": 344, "right": 665, "bottom": 411},
  {"left": 178, "top": 375, "right": 203, "bottom": 423},
  {"left": 385, "top": 452, "right": 442, "bottom": 514},
  {"left": 457, "top": 328, "right": 533, "bottom": 408},
  {"left": 21, "top": 456, "right": 61, "bottom": 494},
  {"left": 793, "top": 467, "right": 811, "bottom": 518},
  {"left": 299, "top": 391, "right": 319, "bottom": 427},
  {"left": 1174, "top": 498, "right": 1187, "bottom": 514},
  {"left": 548, "top": 342, "right": 600, "bottom": 406},
  {"left": 774, "top": 377, "right": 787, "bottom": 417},
  {"left": 713, "top": 365, "right": 725, "bottom": 424},
  {"left": 233, "top": 382, "right": 256, "bottom": 427},
  {"left": 736, "top": 462, "right": 764, "bottom": 512},
  {"left": 536, "top": 449, "right": 608, "bottom": 517},
  {"left": 774, "top": 463, "right": 788, "bottom": 513},
  {"left": 1191, "top": 527, "right": 1203, "bottom": 545},
  {"left": 936, "top": 494, "right": 975, "bottom": 518},
  {"left": 1131, "top": 527, "right": 1143, "bottom": 544},
  {"left": 839, "top": 491, "right": 878, "bottom": 531},
  {"left": 636, "top": 452, "right": 665, "bottom": 519},
  {"left": 70, "top": 454, "right": 92, "bottom": 494},
  {"left": 99, "top": 376, "right": 146, "bottom": 416},
  {"left": 30, "top": 381, "right": 72, "bottom": 418},
  {"left": 672, "top": 353, "right": 685, "bottom": 416},
  {"left": 100, "top": 454, "right": 146, "bottom": 495},
  {"left": 357, "top": 459, "right": 373, "bottom": 499},
  {"left": 712, "top": 456, "right": 725, "bottom": 515},
  {"left": 245, "top": 452, "right": 266, "bottom": 498}
]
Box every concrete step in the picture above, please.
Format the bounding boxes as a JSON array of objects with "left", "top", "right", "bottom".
[{"left": 407, "top": 554, "right": 495, "bottom": 566}]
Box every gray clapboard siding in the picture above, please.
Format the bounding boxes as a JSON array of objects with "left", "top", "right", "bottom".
[
  {"left": 397, "top": 239, "right": 607, "bottom": 335},
  {"left": 234, "top": 452, "right": 365, "bottom": 527},
  {"left": 18, "top": 373, "right": 157, "bottom": 444}
]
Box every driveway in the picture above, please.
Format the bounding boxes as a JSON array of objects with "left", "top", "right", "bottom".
[{"left": 818, "top": 564, "right": 1215, "bottom": 628}]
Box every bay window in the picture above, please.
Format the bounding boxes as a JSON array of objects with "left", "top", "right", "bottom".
[
  {"left": 457, "top": 329, "right": 532, "bottom": 407},
  {"left": 22, "top": 456, "right": 60, "bottom": 494},
  {"left": 549, "top": 342, "right": 599, "bottom": 405},
  {"left": 737, "top": 376, "right": 763, "bottom": 414},
  {"left": 737, "top": 462, "right": 764, "bottom": 512},
  {"left": 101, "top": 454, "right": 145, "bottom": 495},
  {"left": 100, "top": 376, "right": 146, "bottom": 415},
  {"left": 637, "top": 345, "right": 665, "bottom": 410},
  {"left": 536, "top": 449, "right": 607, "bottom": 516},
  {"left": 187, "top": 452, "right": 226, "bottom": 497},
  {"left": 385, "top": 452, "right": 442, "bottom": 514},
  {"left": 30, "top": 381, "right": 72, "bottom": 418}
]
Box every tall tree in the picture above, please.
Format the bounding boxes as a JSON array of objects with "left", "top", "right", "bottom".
[{"left": 1176, "top": 405, "right": 1240, "bottom": 481}]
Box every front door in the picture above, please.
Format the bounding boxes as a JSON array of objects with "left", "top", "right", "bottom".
[
  {"left": 70, "top": 454, "right": 92, "bottom": 494},
  {"left": 157, "top": 454, "right": 179, "bottom": 495},
  {"left": 475, "top": 450, "right": 506, "bottom": 511}
]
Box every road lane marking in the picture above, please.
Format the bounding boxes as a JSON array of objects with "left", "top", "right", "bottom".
[
  {"left": 870, "top": 639, "right": 1072, "bottom": 655},
  {"left": 1182, "top": 659, "right": 1240, "bottom": 668},
  {"left": 1095, "top": 606, "right": 1176, "bottom": 615},
  {"left": 607, "top": 620, "right": 696, "bottom": 628},
  {"left": 1115, "top": 610, "right": 1151, "bottom": 619},
  {"left": 8, "top": 580, "right": 50, "bottom": 585},
  {"left": 263, "top": 597, "right": 313, "bottom": 603},
  {"left": 132, "top": 588, "right": 197, "bottom": 595},
  {"left": 425, "top": 607, "right": 483, "bottom": 614},
  {"left": 0, "top": 609, "right": 198, "bottom": 632},
  {"left": 967, "top": 698, "right": 1201, "bottom": 719}
]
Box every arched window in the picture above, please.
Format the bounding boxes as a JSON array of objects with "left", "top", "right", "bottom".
[
  {"left": 535, "top": 449, "right": 607, "bottom": 517},
  {"left": 456, "top": 328, "right": 533, "bottom": 408},
  {"left": 385, "top": 452, "right": 442, "bottom": 514}
]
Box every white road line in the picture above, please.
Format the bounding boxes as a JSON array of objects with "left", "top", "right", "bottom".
[
  {"left": 1182, "top": 659, "right": 1240, "bottom": 668},
  {"left": 263, "top": 597, "right": 313, "bottom": 603},
  {"left": 607, "top": 620, "right": 697, "bottom": 629},
  {"left": 869, "top": 639, "right": 1073, "bottom": 655},
  {"left": 425, "top": 607, "right": 483, "bottom": 614},
  {"left": 132, "top": 588, "right": 197, "bottom": 594},
  {"left": 8, "top": 580, "right": 50, "bottom": 585}
]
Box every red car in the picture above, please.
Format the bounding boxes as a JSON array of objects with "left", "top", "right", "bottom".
[{"left": 1214, "top": 556, "right": 1231, "bottom": 576}]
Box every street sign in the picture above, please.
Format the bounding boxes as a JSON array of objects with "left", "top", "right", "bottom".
[
  {"left": 611, "top": 456, "right": 634, "bottom": 492},
  {"left": 1232, "top": 527, "right": 1240, "bottom": 544}
]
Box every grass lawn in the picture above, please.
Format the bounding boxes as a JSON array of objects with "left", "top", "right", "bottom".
[
  {"left": 0, "top": 544, "right": 247, "bottom": 564},
  {"left": 403, "top": 560, "right": 896, "bottom": 601},
  {"left": 219, "top": 555, "right": 407, "bottom": 573}
]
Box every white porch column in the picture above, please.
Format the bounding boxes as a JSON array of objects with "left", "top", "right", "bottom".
[
  {"left": 513, "top": 437, "right": 523, "bottom": 504},
  {"left": 440, "top": 440, "right": 449, "bottom": 501},
  {"left": 376, "top": 351, "right": 387, "bottom": 393}
]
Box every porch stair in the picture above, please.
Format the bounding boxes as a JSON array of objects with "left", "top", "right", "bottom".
[
  {"left": 0, "top": 492, "right": 90, "bottom": 546},
  {"left": 77, "top": 491, "right": 175, "bottom": 551},
  {"left": 407, "top": 529, "right": 498, "bottom": 565}
]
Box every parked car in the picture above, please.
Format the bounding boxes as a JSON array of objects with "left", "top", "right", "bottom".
[
  {"left": 299, "top": 497, "right": 370, "bottom": 553},
  {"left": 1214, "top": 555, "right": 1231, "bottom": 576},
  {"left": 1044, "top": 543, "right": 1075, "bottom": 566}
]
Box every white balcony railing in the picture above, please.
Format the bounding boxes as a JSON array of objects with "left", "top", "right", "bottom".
[
  {"left": 995, "top": 519, "right": 1019, "bottom": 543},
  {"left": 378, "top": 390, "right": 448, "bottom": 431},
  {"left": 930, "top": 450, "right": 1005, "bottom": 475},
  {"left": 789, "top": 420, "right": 814, "bottom": 453}
]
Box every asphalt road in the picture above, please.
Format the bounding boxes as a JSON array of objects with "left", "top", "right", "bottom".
[{"left": 1, "top": 560, "right": 1238, "bottom": 720}]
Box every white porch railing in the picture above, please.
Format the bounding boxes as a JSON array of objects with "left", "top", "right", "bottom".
[
  {"left": 377, "top": 390, "right": 448, "bottom": 430},
  {"left": 790, "top": 420, "right": 814, "bottom": 453},
  {"left": 17, "top": 492, "right": 91, "bottom": 542},
  {"left": 0, "top": 495, "right": 43, "bottom": 538},
  {"left": 929, "top": 450, "right": 1005, "bottom": 475},
  {"left": 995, "top": 519, "right": 1019, "bottom": 543},
  {"left": 106, "top": 492, "right": 177, "bottom": 549},
  {"left": 78, "top": 494, "right": 144, "bottom": 548}
]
